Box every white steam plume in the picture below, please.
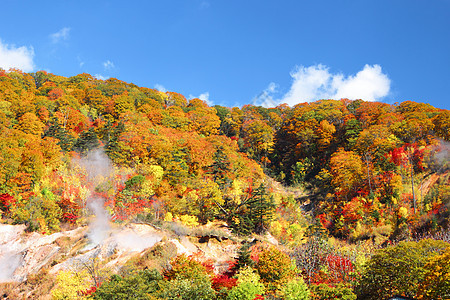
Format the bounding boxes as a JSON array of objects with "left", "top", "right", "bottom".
[
  {"left": 0, "top": 249, "right": 21, "bottom": 282},
  {"left": 75, "top": 149, "right": 114, "bottom": 246},
  {"left": 87, "top": 198, "right": 111, "bottom": 246},
  {"left": 113, "top": 231, "right": 162, "bottom": 252}
]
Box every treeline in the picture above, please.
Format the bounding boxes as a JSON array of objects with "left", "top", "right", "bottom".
[{"left": 0, "top": 68, "right": 449, "bottom": 241}]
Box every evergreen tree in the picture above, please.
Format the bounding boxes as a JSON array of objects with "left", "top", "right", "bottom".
[
  {"left": 42, "top": 117, "right": 75, "bottom": 151},
  {"left": 105, "top": 121, "right": 125, "bottom": 161},
  {"left": 232, "top": 243, "right": 255, "bottom": 274},
  {"left": 206, "top": 146, "right": 232, "bottom": 190},
  {"left": 228, "top": 184, "right": 275, "bottom": 235},
  {"left": 73, "top": 127, "right": 100, "bottom": 154}
]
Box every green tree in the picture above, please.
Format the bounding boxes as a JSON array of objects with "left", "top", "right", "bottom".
[
  {"left": 228, "top": 184, "right": 275, "bottom": 235},
  {"left": 43, "top": 117, "right": 76, "bottom": 152},
  {"left": 232, "top": 243, "right": 255, "bottom": 274},
  {"left": 227, "top": 267, "right": 264, "bottom": 300},
  {"left": 279, "top": 278, "right": 310, "bottom": 300},
  {"left": 206, "top": 146, "right": 232, "bottom": 190},
  {"left": 92, "top": 269, "right": 163, "bottom": 300},
  {"left": 73, "top": 128, "right": 100, "bottom": 154}
]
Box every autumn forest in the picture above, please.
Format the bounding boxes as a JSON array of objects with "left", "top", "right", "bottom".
[{"left": 0, "top": 69, "right": 449, "bottom": 299}]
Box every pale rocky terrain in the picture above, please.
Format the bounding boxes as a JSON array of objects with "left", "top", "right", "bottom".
[
  {"left": 0, "top": 222, "right": 249, "bottom": 283},
  {"left": 0, "top": 218, "right": 282, "bottom": 300},
  {"left": 0, "top": 220, "right": 261, "bottom": 298}
]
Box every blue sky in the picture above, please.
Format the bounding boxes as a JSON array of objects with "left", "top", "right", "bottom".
[{"left": 1, "top": 0, "right": 449, "bottom": 109}]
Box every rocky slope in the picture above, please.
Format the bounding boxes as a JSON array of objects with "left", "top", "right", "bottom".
[{"left": 0, "top": 221, "right": 258, "bottom": 298}]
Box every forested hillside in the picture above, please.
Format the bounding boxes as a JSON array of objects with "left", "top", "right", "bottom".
[{"left": 0, "top": 68, "right": 449, "bottom": 299}]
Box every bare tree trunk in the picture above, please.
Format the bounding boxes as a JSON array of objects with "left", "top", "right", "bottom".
[
  {"left": 363, "top": 152, "right": 373, "bottom": 195},
  {"left": 411, "top": 162, "right": 416, "bottom": 214}
]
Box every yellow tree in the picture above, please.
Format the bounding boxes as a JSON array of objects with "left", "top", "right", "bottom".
[
  {"left": 330, "top": 148, "right": 364, "bottom": 201},
  {"left": 433, "top": 110, "right": 450, "bottom": 141},
  {"left": 241, "top": 119, "right": 274, "bottom": 164},
  {"left": 315, "top": 119, "right": 336, "bottom": 150},
  {"left": 187, "top": 106, "right": 221, "bottom": 136},
  {"left": 417, "top": 247, "right": 450, "bottom": 300}
]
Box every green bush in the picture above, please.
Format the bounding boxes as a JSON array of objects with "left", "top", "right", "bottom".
[
  {"left": 310, "top": 283, "right": 356, "bottom": 300},
  {"left": 227, "top": 267, "right": 265, "bottom": 300},
  {"left": 279, "top": 278, "right": 310, "bottom": 300},
  {"left": 357, "top": 238, "right": 449, "bottom": 300},
  {"left": 92, "top": 269, "right": 163, "bottom": 300},
  {"left": 158, "top": 278, "right": 216, "bottom": 300}
]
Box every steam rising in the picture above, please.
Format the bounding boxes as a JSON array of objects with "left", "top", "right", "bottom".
[
  {"left": 0, "top": 249, "right": 21, "bottom": 282},
  {"left": 77, "top": 149, "right": 162, "bottom": 250},
  {"left": 88, "top": 198, "right": 111, "bottom": 246},
  {"left": 75, "top": 149, "right": 114, "bottom": 183},
  {"left": 113, "top": 230, "right": 161, "bottom": 252},
  {"left": 75, "top": 149, "right": 114, "bottom": 246},
  {"left": 430, "top": 141, "right": 450, "bottom": 172}
]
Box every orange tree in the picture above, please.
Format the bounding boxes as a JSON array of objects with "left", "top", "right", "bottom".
[{"left": 254, "top": 246, "right": 296, "bottom": 292}]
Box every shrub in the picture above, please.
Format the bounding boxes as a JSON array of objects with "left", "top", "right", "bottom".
[
  {"left": 51, "top": 270, "right": 90, "bottom": 300},
  {"left": 310, "top": 283, "right": 356, "bottom": 300},
  {"left": 178, "top": 214, "right": 199, "bottom": 227},
  {"left": 416, "top": 247, "right": 450, "bottom": 300},
  {"left": 158, "top": 278, "right": 216, "bottom": 300},
  {"left": 162, "top": 250, "right": 216, "bottom": 299},
  {"left": 357, "top": 238, "right": 449, "bottom": 300},
  {"left": 279, "top": 278, "right": 310, "bottom": 300},
  {"left": 164, "top": 254, "right": 213, "bottom": 282},
  {"left": 92, "top": 269, "right": 163, "bottom": 300},
  {"left": 227, "top": 267, "right": 264, "bottom": 300}
]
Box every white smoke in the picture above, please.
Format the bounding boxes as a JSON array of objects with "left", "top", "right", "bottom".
[
  {"left": 75, "top": 148, "right": 114, "bottom": 183},
  {"left": 113, "top": 231, "right": 161, "bottom": 252},
  {"left": 87, "top": 198, "right": 111, "bottom": 246},
  {"left": 0, "top": 249, "right": 21, "bottom": 282},
  {"left": 74, "top": 149, "right": 114, "bottom": 246},
  {"left": 434, "top": 141, "right": 450, "bottom": 172}
]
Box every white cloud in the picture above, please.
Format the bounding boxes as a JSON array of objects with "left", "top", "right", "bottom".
[
  {"left": 50, "top": 27, "right": 71, "bottom": 44},
  {"left": 77, "top": 56, "right": 85, "bottom": 68},
  {"left": 0, "top": 40, "right": 35, "bottom": 72},
  {"left": 103, "top": 60, "right": 115, "bottom": 70},
  {"left": 257, "top": 64, "right": 391, "bottom": 107},
  {"left": 332, "top": 64, "right": 391, "bottom": 101},
  {"left": 252, "top": 82, "right": 278, "bottom": 107},
  {"left": 199, "top": 92, "right": 213, "bottom": 106},
  {"left": 154, "top": 84, "right": 167, "bottom": 92},
  {"left": 189, "top": 91, "right": 213, "bottom": 106},
  {"left": 94, "top": 74, "right": 108, "bottom": 80}
]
